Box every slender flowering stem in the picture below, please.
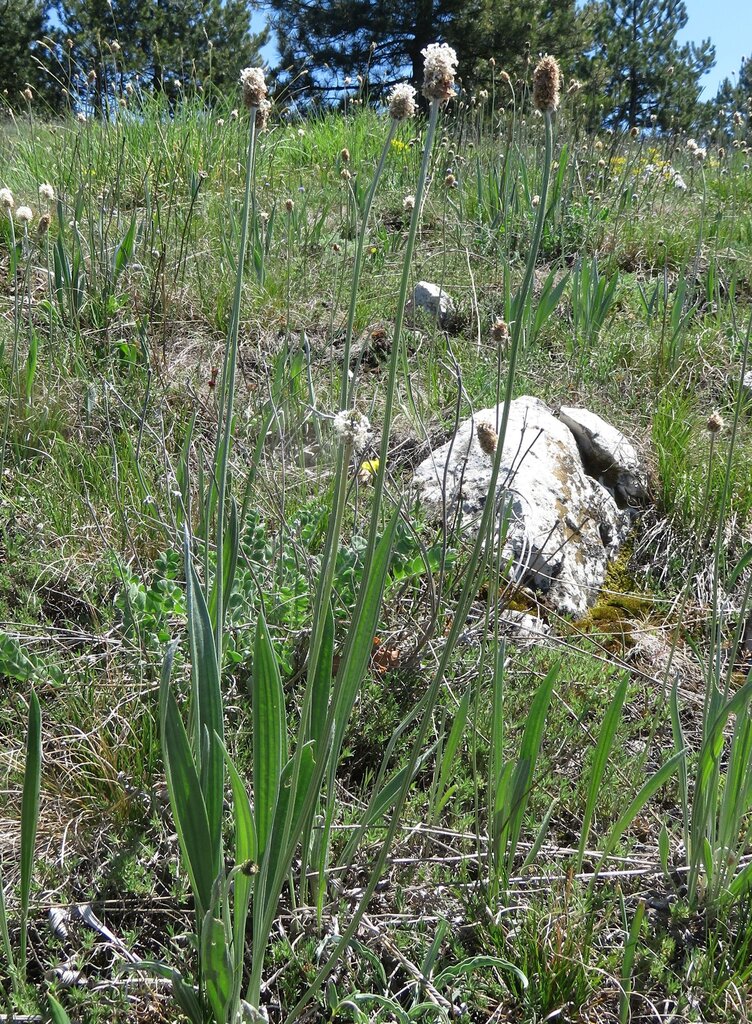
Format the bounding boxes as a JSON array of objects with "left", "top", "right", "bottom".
[
  {"left": 341, "top": 118, "right": 398, "bottom": 408},
  {"left": 252, "top": 111, "right": 433, "bottom": 945},
  {"left": 1, "top": 216, "right": 30, "bottom": 485},
  {"left": 212, "top": 107, "right": 258, "bottom": 661},
  {"left": 267, "top": 119, "right": 403, "bottom": 914},
  {"left": 686, "top": 311, "right": 752, "bottom": 906},
  {"left": 305, "top": 117, "right": 399, "bottom": 715},
  {"left": 360, "top": 99, "right": 440, "bottom": 576},
  {"left": 0, "top": 209, "right": 17, "bottom": 484}
]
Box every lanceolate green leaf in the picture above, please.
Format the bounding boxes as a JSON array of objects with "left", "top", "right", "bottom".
[
  {"left": 435, "top": 955, "right": 528, "bottom": 990},
  {"left": 520, "top": 797, "right": 559, "bottom": 871},
  {"left": 435, "top": 688, "right": 471, "bottom": 819},
  {"left": 253, "top": 611, "right": 287, "bottom": 857},
  {"left": 330, "top": 509, "right": 400, "bottom": 760},
  {"left": 47, "top": 995, "right": 72, "bottom": 1024},
  {"left": 119, "top": 962, "right": 204, "bottom": 1024},
  {"left": 727, "top": 543, "right": 752, "bottom": 590},
  {"left": 301, "top": 510, "right": 400, "bottom": 917},
  {"left": 577, "top": 674, "right": 628, "bottom": 869},
  {"left": 263, "top": 745, "right": 316, "bottom": 897},
  {"left": 308, "top": 601, "right": 334, "bottom": 752},
  {"left": 25, "top": 330, "right": 38, "bottom": 404},
  {"left": 619, "top": 900, "right": 646, "bottom": 1024},
  {"left": 184, "top": 531, "right": 225, "bottom": 868},
  {"left": 0, "top": 859, "right": 16, "bottom": 979},
  {"left": 503, "top": 664, "right": 557, "bottom": 871},
  {"left": 221, "top": 741, "right": 256, "bottom": 1000},
  {"left": 493, "top": 761, "right": 515, "bottom": 863},
  {"left": 363, "top": 751, "right": 433, "bottom": 830},
  {"left": 201, "top": 910, "right": 234, "bottom": 1024},
  {"left": 591, "top": 749, "right": 684, "bottom": 891},
  {"left": 251, "top": 511, "right": 400, "bottom": 1008},
  {"left": 729, "top": 858, "right": 752, "bottom": 900},
  {"left": 718, "top": 690, "right": 752, "bottom": 843},
  {"left": 113, "top": 215, "right": 137, "bottom": 281},
  {"left": 160, "top": 653, "right": 215, "bottom": 921},
  {"left": 689, "top": 678, "right": 752, "bottom": 884}
]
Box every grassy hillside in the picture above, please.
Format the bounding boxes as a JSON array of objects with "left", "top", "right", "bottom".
[{"left": 2, "top": 74, "right": 752, "bottom": 1022}]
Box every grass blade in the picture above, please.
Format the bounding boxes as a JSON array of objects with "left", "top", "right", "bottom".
[
  {"left": 160, "top": 651, "right": 215, "bottom": 920},
  {"left": 619, "top": 899, "right": 645, "bottom": 1024},
  {"left": 577, "top": 674, "right": 627, "bottom": 870},
  {"left": 503, "top": 663, "right": 558, "bottom": 872},
  {"left": 20, "top": 689, "right": 41, "bottom": 976}
]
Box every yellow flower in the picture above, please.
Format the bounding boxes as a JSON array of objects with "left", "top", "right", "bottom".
[{"left": 357, "top": 458, "right": 380, "bottom": 484}]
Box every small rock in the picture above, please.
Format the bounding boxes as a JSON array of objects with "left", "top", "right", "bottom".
[
  {"left": 407, "top": 281, "right": 456, "bottom": 328},
  {"left": 557, "top": 406, "right": 648, "bottom": 510},
  {"left": 500, "top": 610, "right": 551, "bottom": 647}
]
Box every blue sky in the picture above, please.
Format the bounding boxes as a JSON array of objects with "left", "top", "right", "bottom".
[
  {"left": 253, "top": 0, "right": 748, "bottom": 100},
  {"left": 678, "top": 0, "right": 748, "bottom": 97}
]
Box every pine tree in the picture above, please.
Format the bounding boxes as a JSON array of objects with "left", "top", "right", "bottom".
[
  {"left": 270, "top": 0, "right": 459, "bottom": 98},
  {"left": 706, "top": 56, "right": 752, "bottom": 140},
  {"left": 592, "top": 0, "right": 714, "bottom": 131},
  {"left": 268, "top": 0, "right": 591, "bottom": 99},
  {"left": 0, "top": 0, "right": 54, "bottom": 108},
  {"left": 51, "top": 0, "right": 268, "bottom": 102},
  {"left": 453, "top": 0, "right": 591, "bottom": 90}
]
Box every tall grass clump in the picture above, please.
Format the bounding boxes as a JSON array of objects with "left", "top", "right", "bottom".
[{"left": 667, "top": 314, "right": 752, "bottom": 912}]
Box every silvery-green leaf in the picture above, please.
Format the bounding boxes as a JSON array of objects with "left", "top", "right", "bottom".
[
  {"left": 46, "top": 965, "right": 88, "bottom": 987},
  {"left": 48, "top": 906, "right": 70, "bottom": 940},
  {"left": 75, "top": 903, "right": 138, "bottom": 961}
]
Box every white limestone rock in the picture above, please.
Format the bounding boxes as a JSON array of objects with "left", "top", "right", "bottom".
[
  {"left": 413, "top": 396, "right": 633, "bottom": 618},
  {"left": 407, "top": 281, "right": 456, "bottom": 328},
  {"left": 557, "top": 406, "right": 648, "bottom": 510},
  {"left": 500, "top": 610, "right": 552, "bottom": 647}
]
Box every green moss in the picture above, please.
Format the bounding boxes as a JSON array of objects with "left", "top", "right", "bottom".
[
  {"left": 607, "top": 592, "right": 654, "bottom": 614},
  {"left": 583, "top": 604, "right": 624, "bottom": 624},
  {"left": 570, "top": 540, "right": 656, "bottom": 646},
  {"left": 603, "top": 541, "right": 639, "bottom": 593}
]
